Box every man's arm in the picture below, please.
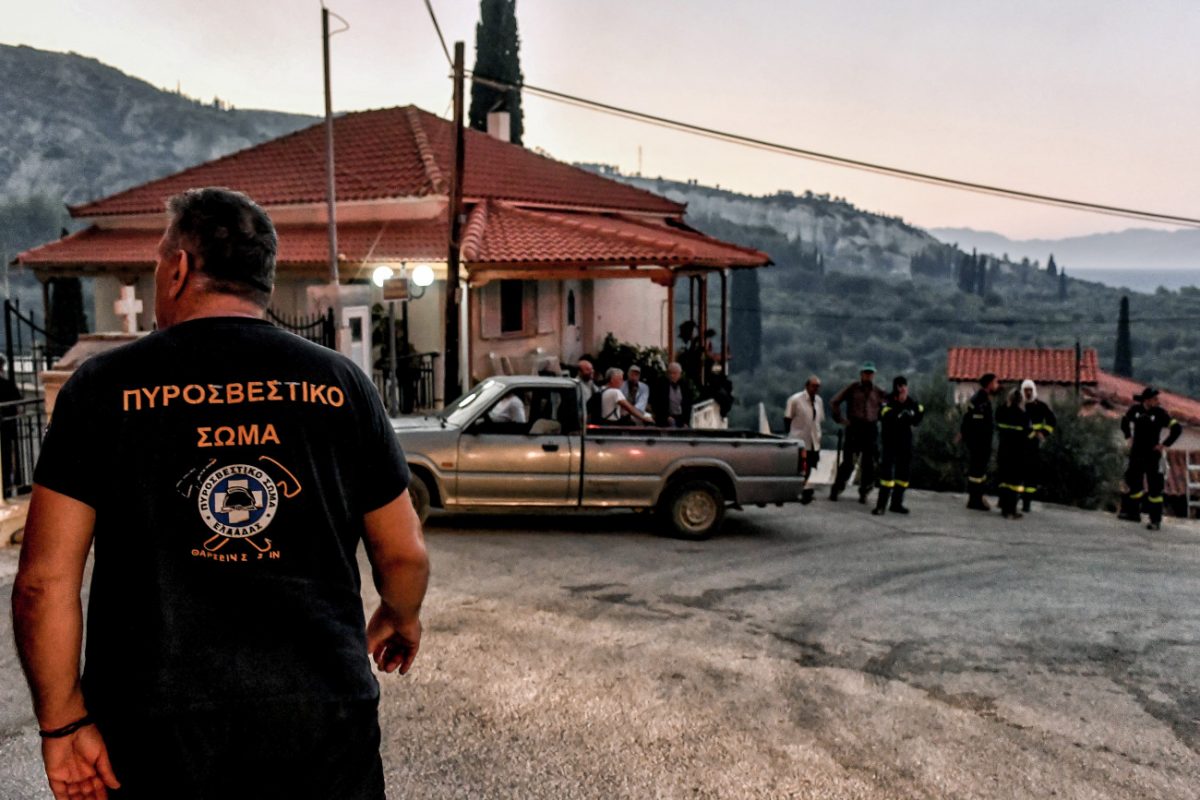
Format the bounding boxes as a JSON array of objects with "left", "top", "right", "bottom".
[
  {"left": 362, "top": 490, "right": 430, "bottom": 675},
  {"left": 13, "top": 484, "right": 120, "bottom": 799},
  {"left": 828, "top": 384, "right": 850, "bottom": 425},
  {"left": 618, "top": 395, "right": 653, "bottom": 423}
]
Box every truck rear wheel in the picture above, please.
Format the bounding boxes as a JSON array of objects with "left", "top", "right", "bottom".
[
  {"left": 408, "top": 472, "right": 431, "bottom": 524},
  {"left": 659, "top": 479, "right": 725, "bottom": 540}
]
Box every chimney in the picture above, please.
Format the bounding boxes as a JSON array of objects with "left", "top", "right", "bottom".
[{"left": 486, "top": 111, "right": 511, "bottom": 143}]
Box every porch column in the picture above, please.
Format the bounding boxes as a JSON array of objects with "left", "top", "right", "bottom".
[
  {"left": 666, "top": 275, "right": 676, "bottom": 362},
  {"left": 697, "top": 272, "right": 708, "bottom": 387},
  {"left": 720, "top": 269, "right": 729, "bottom": 371}
]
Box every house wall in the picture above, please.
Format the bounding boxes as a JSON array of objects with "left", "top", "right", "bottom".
[
  {"left": 470, "top": 280, "right": 559, "bottom": 381},
  {"left": 590, "top": 280, "right": 669, "bottom": 354},
  {"left": 93, "top": 274, "right": 156, "bottom": 332}
]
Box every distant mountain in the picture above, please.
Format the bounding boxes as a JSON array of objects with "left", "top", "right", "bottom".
[
  {"left": 0, "top": 44, "right": 316, "bottom": 205},
  {"left": 581, "top": 166, "right": 946, "bottom": 277},
  {"left": 931, "top": 226, "right": 1200, "bottom": 271}
]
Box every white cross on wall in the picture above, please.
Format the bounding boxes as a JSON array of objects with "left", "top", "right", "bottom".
[{"left": 114, "top": 285, "right": 143, "bottom": 334}]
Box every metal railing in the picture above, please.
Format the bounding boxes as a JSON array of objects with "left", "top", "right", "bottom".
[
  {"left": 375, "top": 352, "right": 440, "bottom": 415},
  {"left": 0, "top": 398, "right": 46, "bottom": 497},
  {"left": 4, "top": 299, "right": 67, "bottom": 395}
]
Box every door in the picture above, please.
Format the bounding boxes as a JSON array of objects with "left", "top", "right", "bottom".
[
  {"left": 561, "top": 280, "right": 582, "bottom": 365},
  {"left": 455, "top": 386, "right": 581, "bottom": 506},
  {"left": 342, "top": 305, "right": 372, "bottom": 376}
]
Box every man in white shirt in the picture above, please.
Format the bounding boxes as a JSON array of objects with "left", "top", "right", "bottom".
[
  {"left": 622, "top": 364, "right": 650, "bottom": 414},
  {"left": 785, "top": 375, "right": 824, "bottom": 504},
  {"left": 489, "top": 391, "right": 527, "bottom": 424},
  {"left": 599, "top": 368, "right": 654, "bottom": 425}
]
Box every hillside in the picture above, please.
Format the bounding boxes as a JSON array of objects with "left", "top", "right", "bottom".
[
  {"left": 932, "top": 226, "right": 1200, "bottom": 272},
  {"left": 0, "top": 44, "right": 315, "bottom": 205}
]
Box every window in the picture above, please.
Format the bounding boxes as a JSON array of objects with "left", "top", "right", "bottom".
[
  {"left": 566, "top": 290, "right": 576, "bottom": 327},
  {"left": 500, "top": 280, "right": 524, "bottom": 333}
]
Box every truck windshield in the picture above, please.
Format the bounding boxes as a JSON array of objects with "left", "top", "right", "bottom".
[{"left": 440, "top": 380, "right": 505, "bottom": 427}]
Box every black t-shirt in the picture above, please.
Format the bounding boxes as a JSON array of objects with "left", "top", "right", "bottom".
[{"left": 34, "top": 316, "right": 410, "bottom": 715}]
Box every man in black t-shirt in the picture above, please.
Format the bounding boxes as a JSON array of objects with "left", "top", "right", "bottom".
[{"left": 13, "top": 188, "right": 429, "bottom": 800}]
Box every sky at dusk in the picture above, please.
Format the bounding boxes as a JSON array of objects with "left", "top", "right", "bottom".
[{"left": 5, "top": 0, "right": 1198, "bottom": 239}]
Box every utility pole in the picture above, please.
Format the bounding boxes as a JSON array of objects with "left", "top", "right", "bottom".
[
  {"left": 322, "top": 6, "right": 340, "bottom": 286},
  {"left": 444, "top": 41, "right": 466, "bottom": 401}
]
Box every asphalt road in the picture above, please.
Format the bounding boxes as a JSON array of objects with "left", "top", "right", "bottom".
[{"left": 1, "top": 491, "right": 1198, "bottom": 799}]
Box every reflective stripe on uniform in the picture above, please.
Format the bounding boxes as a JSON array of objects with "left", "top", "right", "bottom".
[
  {"left": 1129, "top": 491, "right": 1145, "bottom": 500},
  {"left": 879, "top": 479, "right": 895, "bottom": 488},
  {"left": 1024, "top": 486, "right": 1037, "bottom": 494},
  {"left": 997, "top": 423, "right": 1025, "bottom": 431},
  {"left": 1032, "top": 423, "right": 1055, "bottom": 433},
  {"left": 1148, "top": 496, "right": 1164, "bottom": 504},
  {"left": 999, "top": 483, "right": 1025, "bottom": 492},
  {"left": 967, "top": 475, "right": 987, "bottom": 484},
  {"left": 895, "top": 480, "right": 909, "bottom": 488}
]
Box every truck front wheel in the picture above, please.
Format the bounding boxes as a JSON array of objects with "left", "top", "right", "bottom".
[
  {"left": 659, "top": 479, "right": 725, "bottom": 540},
  {"left": 408, "top": 472, "right": 431, "bottom": 524}
]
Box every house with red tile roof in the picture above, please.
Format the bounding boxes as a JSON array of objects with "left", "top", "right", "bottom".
[
  {"left": 946, "top": 346, "right": 1099, "bottom": 404},
  {"left": 14, "top": 105, "right": 769, "bottom": 406}
]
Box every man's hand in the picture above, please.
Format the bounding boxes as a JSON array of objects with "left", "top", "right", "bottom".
[
  {"left": 42, "top": 726, "right": 120, "bottom": 800},
  {"left": 367, "top": 606, "right": 421, "bottom": 675},
  {"left": 1154, "top": 443, "right": 1165, "bottom": 453}
]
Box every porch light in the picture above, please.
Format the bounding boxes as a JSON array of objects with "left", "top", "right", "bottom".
[
  {"left": 411, "top": 263, "right": 435, "bottom": 288},
  {"left": 371, "top": 265, "right": 395, "bottom": 288}
]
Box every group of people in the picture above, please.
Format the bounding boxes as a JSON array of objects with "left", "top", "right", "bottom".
[
  {"left": 789, "top": 363, "right": 1182, "bottom": 529},
  {"left": 575, "top": 358, "right": 695, "bottom": 428},
  {"left": 785, "top": 362, "right": 924, "bottom": 516},
  {"left": 959, "top": 373, "right": 1057, "bottom": 519}
]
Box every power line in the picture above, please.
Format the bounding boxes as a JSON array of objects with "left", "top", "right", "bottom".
[
  {"left": 466, "top": 73, "right": 1200, "bottom": 229},
  {"left": 423, "top": 0, "right": 453, "bottom": 67}
]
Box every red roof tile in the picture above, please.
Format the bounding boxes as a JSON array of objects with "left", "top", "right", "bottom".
[
  {"left": 1090, "top": 370, "right": 1200, "bottom": 428},
  {"left": 460, "top": 202, "right": 770, "bottom": 268},
  {"left": 16, "top": 220, "right": 447, "bottom": 278},
  {"left": 947, "top": 347, "right": 1099, "bottom": 385},
  {"left": 70, "top": 106, "right": 682, "bottom": 217},
  {"left": 18, "top": 201, "right": 768, "bottom": 277}
]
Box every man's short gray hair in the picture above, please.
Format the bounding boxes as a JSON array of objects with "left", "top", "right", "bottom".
[{"left": 604, "top": 367, "right": 624, "bottom": 384}]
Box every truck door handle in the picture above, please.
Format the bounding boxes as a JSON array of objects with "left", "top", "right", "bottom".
[{"left": 542, "top": 443, "right": 560, "bottom": 452}]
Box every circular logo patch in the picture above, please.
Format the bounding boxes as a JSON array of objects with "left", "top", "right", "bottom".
[{"left": 197, "top": 464, "right": 279, "bottom": 538}]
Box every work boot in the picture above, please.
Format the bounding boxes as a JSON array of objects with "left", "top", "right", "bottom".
[
  {"left": 829, "top": 484, "right": 842, "bottom": 502},
  {"left": 1021, "top": 495, "right": 1032, "bottom": 513},
  {"left": 1146, "top": 521, "right": 1161, "bottom": 531},
  {"left": 967, "top": 491, "right": 991, "bottom": 511},
  {"left": 873, "top": 487, "right": 890, "bottom": 516},
  {"left": 858, "top": 491, "right": 869, "bottom": 505},
  {"left": 1117, "top": 495, "right": 1142, "bottom": 522},
  {"left": 890, "top": 488, "right": 909, "bottom": 515},
  {"left": 800, "top": 488, "right": 814, "bottom": 505}
]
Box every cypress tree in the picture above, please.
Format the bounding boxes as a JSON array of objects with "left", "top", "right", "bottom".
[
  {"left": 1047, "top": 254, "right": 1058, "bottom": 277},
  {"left": 1114, "top": 295, "right": 1133, "bottom": 377},
  {"left": 469, "top": 0, "right": 524, "bottom": 145},
  {"left": 1058, "top": 269, "right": 1068, "bottom": 302},
  {"left": 730, "top": 268, "right": 762, "bottom": 372},
  {"left": 975, "top": 253, "right": 987, "bottom": 297}
]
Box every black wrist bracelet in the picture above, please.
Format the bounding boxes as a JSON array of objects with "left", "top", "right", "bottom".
[{"left": 38, "top": 715, "right": 93, "bottom": 739}]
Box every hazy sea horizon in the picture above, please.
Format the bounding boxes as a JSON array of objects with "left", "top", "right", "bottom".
[{"left": 1069, "top": 268, "right": 1200, "bottom": 294}]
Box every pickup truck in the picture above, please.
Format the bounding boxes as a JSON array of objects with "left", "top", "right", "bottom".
[{"left": 393, "top": 376, "right": 803, "bottom": 539}]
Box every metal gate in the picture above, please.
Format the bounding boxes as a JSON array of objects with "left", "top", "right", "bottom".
[{"left": 266, "top": 307, "right": 336, "bottom": 349}]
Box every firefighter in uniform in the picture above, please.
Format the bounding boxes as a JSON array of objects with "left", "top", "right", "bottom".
[
  {"left": 1119, "top": 386, "right": 1181, "bottom": 530},
  {"left": 1020, "top": 379, "right": 1057, "bottom": 513},
  {"left": 961, "top": 372, "right": 1000, "bottom": 511},
  {"left": 995, "top": 388, "right": 1032, "bottom": 519},
  {"left": 872, "top": 375, "right": 924, "bottom": 516}
]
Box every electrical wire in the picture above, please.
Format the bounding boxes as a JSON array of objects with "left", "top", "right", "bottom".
[
  {"left": 465, "top": 72, "right": 1200, "bottom": 229},
  {"left": 423, "top": 0, "right": 453, "bottom": 67}
]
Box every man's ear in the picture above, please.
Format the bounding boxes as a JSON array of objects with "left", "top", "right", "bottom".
[{"left": 168, "top": 249, "right": 191, "bottom": 300}]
